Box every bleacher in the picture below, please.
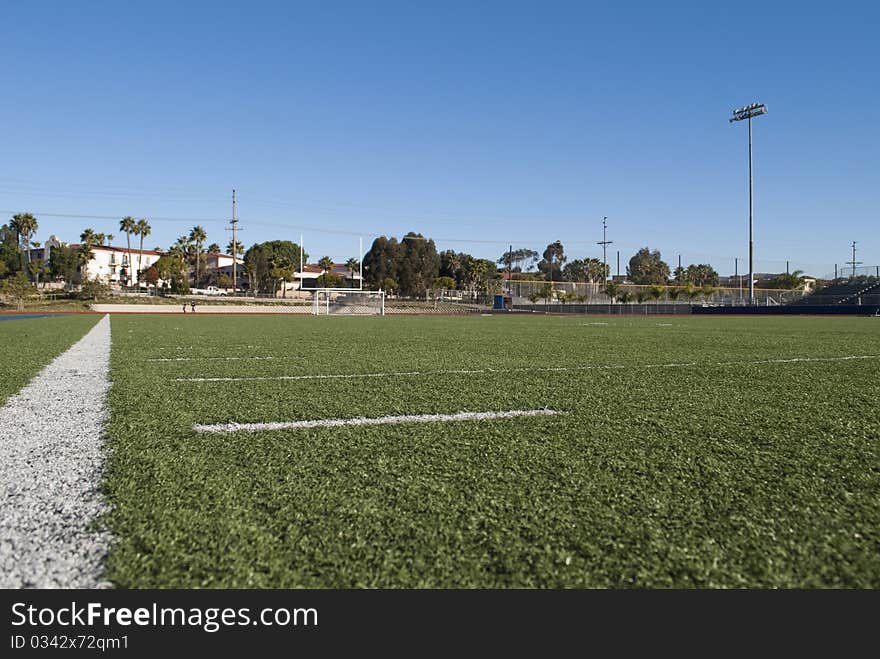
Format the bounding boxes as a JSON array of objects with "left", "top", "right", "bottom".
[{"left": 790, "top": 278, "right": 880, "bottom": 306}]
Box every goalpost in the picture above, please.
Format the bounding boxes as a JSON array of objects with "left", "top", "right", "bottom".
[{"left": 311, "top": 289, "right": 385, "bottom": 316}]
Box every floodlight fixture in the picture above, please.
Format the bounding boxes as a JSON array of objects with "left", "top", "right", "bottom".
[
  {"left": 730, "top": 102, "right": 768, "bottom": 123},
  {"left": 729, "top": 101, "right": 768, "bottom": 305}
]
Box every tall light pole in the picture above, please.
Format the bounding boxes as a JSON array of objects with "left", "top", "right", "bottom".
[
  {"left": 846, "top": 241, "right": 862, "bottom": 278},
  {"left": 597, "top": 216, "right": 612, "bottom": 281},
  {"left": 730, "top": 102, "right": 767, "bottom": 305}
]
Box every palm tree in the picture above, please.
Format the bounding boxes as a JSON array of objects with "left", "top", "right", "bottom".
[
  {"left": 119, "top": 216, "right": 136, "bottom": 286},
  {"left": 318, "top": 256, "right": 334, "bottom": 273},
  {"left": 189, "top": 226, "right": 207, "bottom": 286},
  {"left": 649, "top": 285, "right": 664, "bottom": 304},
  {"left": 77, "top": 242, "right": 95, "bottom": 283},
  {"left": 226, "top": 240, "right": 244, "bottom": 257},
  {"left": 604, "top": 281, "right": 620, "bottom": 303},
  {"left": 8, "top": 215, "right": 24, "bottom": 270},
  {"left": 134, "top": 219, "right": 151, "bottom": 285},
  {"left": 345, "top": 257, "right": 359, "bottom": 287},
  {"left": 207, "top": 243, "right": 221, "bottom": 255},
  {"left": 12, "top": 213, "right": 38, "bottom": 271}
]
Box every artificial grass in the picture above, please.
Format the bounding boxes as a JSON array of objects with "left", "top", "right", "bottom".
[
  {"left": 104, "top": 315, "right": 880, "bottom": 587},
  {"left": 0, "top": 313, "right": 101, "bottom": 404}
]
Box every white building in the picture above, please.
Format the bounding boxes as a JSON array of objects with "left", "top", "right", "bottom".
[{"left": 73, "top": 244, "right": 164, "bottom": 285}]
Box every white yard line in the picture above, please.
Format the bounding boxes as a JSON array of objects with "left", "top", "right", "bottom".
[
  {"left": 175, "top": 354, "right": 880, "bottom": 383},
  {"left": 0, "top": 315, "right": 112, "bottom": 588},
  {"left": 194, "top": 408, "right": 560, "bottom": 433},
  {"left": 148, "top": 356, "right": 275, "bottom": 362}
]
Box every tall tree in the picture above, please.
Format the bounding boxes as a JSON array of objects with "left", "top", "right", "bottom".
[
  {"left": 77, "top": 228, "right": 105, "bottom": 282},
  {"left": 11, "top": 213, "right": 38, "bottom": 272},
  {"left": 49, "top": 245, "right": 79, "bottom": 284},
  {"left": 345, "top": 257, "right": 360, "bottom": 286},
  {"left": 207, "top": 243, "right": 221, "bottom": 254},
  {"left": 538, "top": 241, "right": 566, "bottom": 284},
  {"left": 0, "top": 223, "right": 22, "bottom": 275},
  {"left": 243, "top": 241, "right": 306, "bottom": 294},
  {"left": 676, "top": 263, "right": 719, "bottom": 287},
  {"left": 767, "top": 270, "right": 804, "bottom": 290},
  {"left": 362, "top": 236, "right": 401, "bottom": 290},
  {"left": 189, "top": 225, "right": 207, "bottom": 286},
  {"left": 498, "top": 248, "right": 539, "bottom": 273},
  {"left": 119, "top": 216, "right": 136, "bottom": 286},
  {"left": 563, "top": 258, "right": 607, "bottom": 283},
  {"left": 270, "top": 256, "right": 296, "bottom": 297},
  {"left": 627, "top": 247, "right": 671, "bottom": 285},
  {"left": 226, "top": 240, "right": 244, "bottom": 257},
  {"left": 397, "top": 233, "right": 439, "bottom": 297},
  {"left": 318, "top": 256, "right": 334, "bottom": 273},
  {"left": 134, "top": 219, "right": 151, "bottom": 284},
  {"left": 440, "top": 250, "right": 462, "bottom": 281}
]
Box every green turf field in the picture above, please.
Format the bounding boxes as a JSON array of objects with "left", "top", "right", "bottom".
[
  {"left": 104, "top": 314, "right": 880, "bottom": 588},
  {"left": 0, "top": 314, "right": 100, "bottom": 404}
]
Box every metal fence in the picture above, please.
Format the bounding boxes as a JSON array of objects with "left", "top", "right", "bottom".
[
  {"left": 513, "top": 303, "right": 694, "bottom": 315},
  {"left": 503, "top": 280, "right": 806, "bottom": 306}
]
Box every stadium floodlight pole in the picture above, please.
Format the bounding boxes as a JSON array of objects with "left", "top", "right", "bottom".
[
  {"left": 847, "top": 241, "right": 862, "bottom": 278},
  {"left": 597, "top": 217, "right": 612, "bottom": 281},
  {"left": 730, "top": 102, "right": 768, "bottom": 305},
  {"left": 230, "top": 189, "right": 238, "bottom": 294},
  {"left": 508, "top": 244, "right": 513, "bottom": 296}
]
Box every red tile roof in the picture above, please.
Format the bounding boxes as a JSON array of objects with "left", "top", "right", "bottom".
[{"left": 70, "top": 244, "right": 164, "bottom": 257}]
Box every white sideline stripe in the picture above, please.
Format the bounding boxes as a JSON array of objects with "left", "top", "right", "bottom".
[
  {"left": 0, "top": 314, "right": 112, "bottom": 588},
  {"left": 194, "top": 408, "right": 560, "bottom": 433},
  {"left": 174, "top": 354, "right": 880, "bottom": 383}
]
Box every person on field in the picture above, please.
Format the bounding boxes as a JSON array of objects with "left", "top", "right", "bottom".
[
  {"left": 190, "top": 301, "right": 196, "bottom": 313},
  {"left": 182, "top": 303, "right": 187, "bottom": 314}
]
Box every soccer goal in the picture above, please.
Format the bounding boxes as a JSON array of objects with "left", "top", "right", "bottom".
[{"left": 311, "top": 289, "right": 385, "bottom": 316}]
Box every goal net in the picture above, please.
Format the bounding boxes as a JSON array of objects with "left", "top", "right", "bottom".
[{"left": 311, "top": 289, "right": 385, "bottom": 316}]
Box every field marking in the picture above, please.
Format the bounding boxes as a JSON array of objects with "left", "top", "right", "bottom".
[
  {"left": 0, "top": 314, "right": 112, "bottom": 588},
  {"left": 149, "top": 356, "right": 275, "bottom": 362},
  {"left": 174, "top": 354, "right": 880, "bottom": 383},
  {"left": 194, "top": 408, "right": 560, "bottom": 433}
]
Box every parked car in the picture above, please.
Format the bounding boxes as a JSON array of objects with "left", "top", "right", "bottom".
[{"left": 193, "top": 286, "right": 228, "bottom": 296}]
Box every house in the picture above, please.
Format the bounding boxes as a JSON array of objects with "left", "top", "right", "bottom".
[
  {"left": 295, "top": 262, "right": 362, "bottom": 290},
  {"left": 205, "top": 252, "right": 243, "bottom": 272},
  {"left": 267, "top": 262, "right": 362, "bottom": 296},
  {"left": 27, "top": 234, "right": 65, "bottom": 264},
  {"left": 28, "top": 237, "right": 163, "bottom": 286},
  {"left": 71, "top": 244, "right": 164, "bottom": 285}
]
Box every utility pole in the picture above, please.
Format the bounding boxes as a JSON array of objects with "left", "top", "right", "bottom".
[
  {"left": 786, "top": 260, "right": 790, "bottom": 275},
  {"left": 735, "top": 257, "right": 740, "bottom": 302},
  {"left": 508, "top": 244, "right": 513, "bottom": 297},
  {"left": 846, "top": 241, "right": 862, "bottom": 278},
  {"left": 730, "top": 102, "right": 768, "bottom": 305},
  {"left": 616, "top": 250, "right": 620, "bottom": 279},
  {"left": 229, "top": 189, "right": 239, "bottom": 294},
  {"left": 597, "top": 217, "right": 612, "bottom": 281}
]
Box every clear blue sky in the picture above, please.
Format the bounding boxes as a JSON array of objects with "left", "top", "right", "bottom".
[{"left": 2, "top": 0, "right": 877, "bottom": 277}]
